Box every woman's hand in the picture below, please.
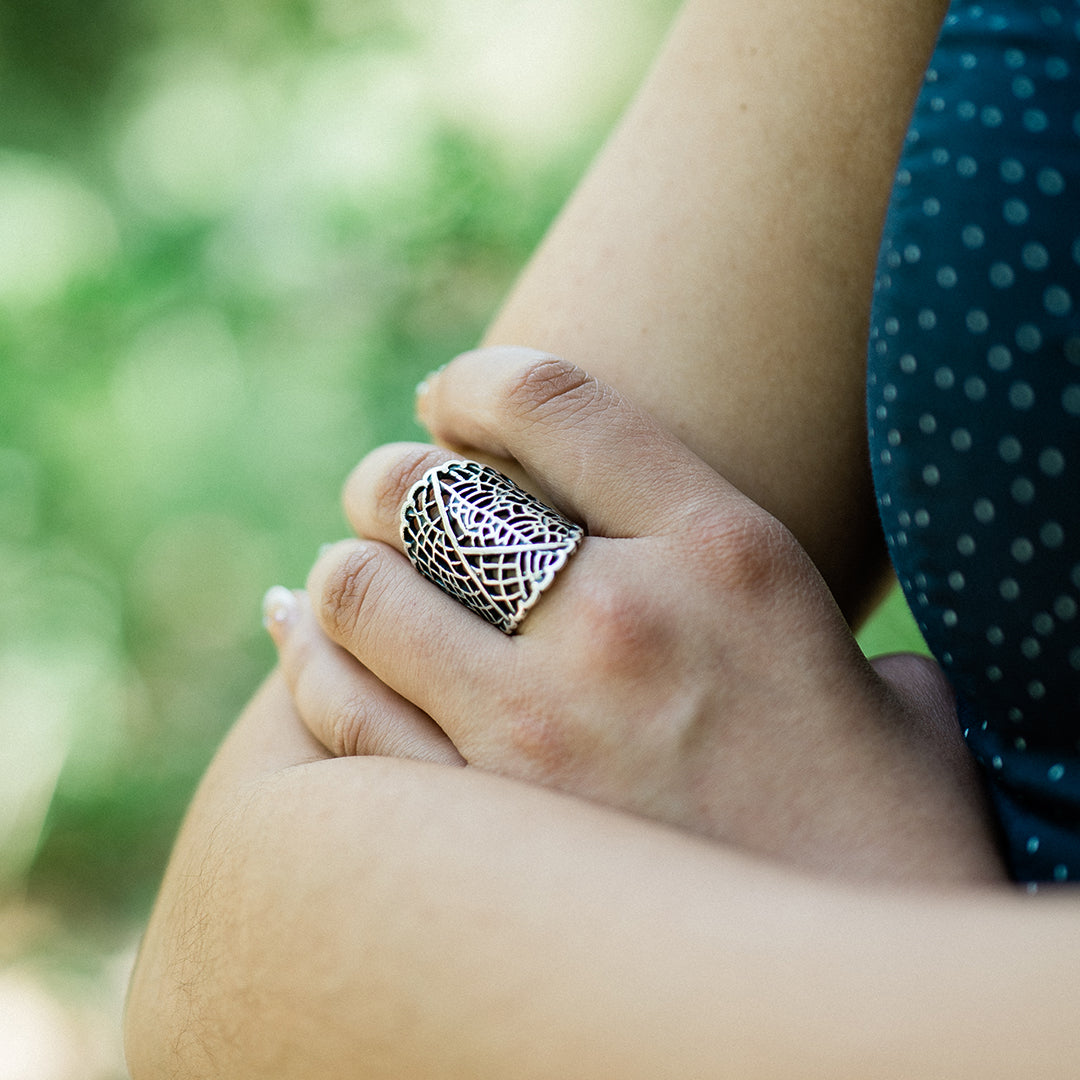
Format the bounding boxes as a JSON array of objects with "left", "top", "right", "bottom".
[{"left": 272, "top": 347, "right": 1002, "bottom": 883}]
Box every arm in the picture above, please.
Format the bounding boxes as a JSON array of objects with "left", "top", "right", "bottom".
[
  {"left": 126, "top": 677, "right": 1080, "bottom": 1080},
  {"left": 476, "top": 0, "right": 950, "bottom": 623}
]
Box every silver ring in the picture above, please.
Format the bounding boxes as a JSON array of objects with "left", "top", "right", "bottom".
[{"left": 400, "top": 459, "right": 585, "bottom": 634}]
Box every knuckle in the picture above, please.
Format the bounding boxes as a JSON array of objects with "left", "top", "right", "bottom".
[
  {"left": 568, "top": 572, "right": 671, "bottom": 680},
  {"left": 501, "top": 355, "right": 610, "bottom": 430},
  {"left": 501, "top": 708, "right": 575, "bottom": 783},
  {"left": 319, "top": 544, "right": 384, "bottom": 644},
  {"left": 691, "top": 505, "right": 805, "bottom": 598},
  {"left": 323, "top": 690, "right": 375, "bottom": 758},
  {"left": 369, "top": 447, "right": 448, "bottom": 527}
]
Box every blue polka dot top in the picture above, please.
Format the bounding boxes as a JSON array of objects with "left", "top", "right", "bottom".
[{"left": 867, "top": 0, "right": 1080, "bottom": 885}]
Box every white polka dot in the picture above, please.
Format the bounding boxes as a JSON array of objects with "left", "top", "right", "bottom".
[
  {"left": 1004, "top": 198, "right": 1030, "bottom": 225},
  {"left": 1039, "top": 447, "right": 1066, "bottom": 476},
  {"left": 1021, "top": 637, "right": 1042, "bottom": 659},
  {"left": 1000, "top": 577, "right": 1021, "bottom": 600},
  {"left": 1028, "top": 680, "right": 1046, "bottom": 700},
  {"left": 935, "top": 366, "right": 955, "bottom": 389},
  {"left": 998, "top": 435, "right": 1023, "bottom": 463},
  {"left": 1027, "top": 836, "right": 1041, "bottom": 855},
  {"left": 1023, "top": 109, "right": 1049, "bottom": 133},
  {"left": 1054, "top": 595, "right": 1078, "bottom": 620},
  {"left": 918, "top": 308, "right": 938, "bottom": 330},
  {"left": 1012, "top": 476, "right": 1036, "bottom": 503},
  {"left": 1070, "top": 646, "right": 1080, "bottom": 672},
  {"left": 951, "top": 428, "right": 973, "bottom": 451},
  {"left": 884, "top": 316, "right": 900, "bottom": 335},
  {"left": 966, "top": 309, "right": 990, "bottom": 333},
  {"left": 904, "top": 243, "right": 922, "bottom": 263},
  {"left": 1048, "top": 763, "right": 1066, "bottom": 782},
  {"left": 958, "top": 100, "right": 977, "bottom": 120},
  {"left": 1011, "top": 537, "right": 1035, "bottom": 563},
  {"left": 986, "top": 624, "right": 1004, "bottom": 645},
  {"left": 1012, "top": 75, "right": 1036, "bottom": 99},
  {"left": 1040, "top": 521, "right": 1065, "bottom": 548},
  {"left": 887, "top": 429, "right": 902, "bottom": 447},
  {"left": 992, "top": 755, "right": 1004, "bottom": 770},
  {"left": 913, "top": 508, "right": 930, "bottom": 528},
  {"left": 1004, "top": 49, "right": 1025, "bottom": 69},
  {"left": 957, "top": 155, "right": 978, "bottom": 177},
  {"left": 1015, "top": 324, "right": 1042, "bottom": 353},
  {"left": 922, "top": 464, "right": 941, "bottom": 486},
  {"left": 987, "top": 344, "right": 1013, "bottom": 371},
  {"left": 919, "top": 413, "right": 938, "bottom": 435},
  {"left": 981, "top": 106, "right": 1004, "bottom": 127},
  {"left": 948, "top": 570, "right": 966, "bottom": 591},
  {"left": 957, "top": 534, "right": 977, "bottom": 556},
  {"left": 942, "top": 609, "right": 958, "bottom": 627},
  {"left": 1064, "top": 385, "right": 1080, "bottom": 415},
  {"left": 923, "top": 197, "right": 942, "bottom": 216},
  {"left": 1021, "top": 242, "right": 1050, "bottom": 270},
  {"left": 962, "top": 224, "right": 985, "bottom": 248},
  {"left": 989, "top": 262, "right": 1015, "bottom": 287},
  {"left": 1046, "top": 57, "right": 1070, "bottom": 79},
  {"left": 1054, "top": 865, "right": 1069, "bottom": 883},
  {"left": 1009, "top": 381, "right": 1036, "bottom": 409},
  {"left": 974, "top": 497, "right": 995, "bottom": 524},
  {"left": 960, "top": 51, "right": 978, "bottom": 69},
  {"left": 987, "top": 665, "right": 1003, "bottom": 681},
  {"left": 1000, "top": 157, "right": 1025, "bottom": 182},
  {"left": 937, "top": 265, "right": 959, "bottom": 288},
  {"left": 1033, "top": 611, "right": 1055, "bottom": 636},
  {"left": 1037, "top": 168, "right": 1066, "bottom": 195},
  {"left": 964, "top": 376, "right": 987, "bottom": 400},
  {"left": 1044, "top": 285, "right": 1073, "bottom": 316},
  {"left": 899, "top": 353, "right": 917, "bottom": 374}
]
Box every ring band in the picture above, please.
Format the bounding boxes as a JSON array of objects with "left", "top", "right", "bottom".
[{"left": 400, "top": 459, "right": 584, "bottom": 633}]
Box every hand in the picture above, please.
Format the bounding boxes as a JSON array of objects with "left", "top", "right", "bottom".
[{"left": 273, "top": 347, "right": 1002, "bottom": 883}]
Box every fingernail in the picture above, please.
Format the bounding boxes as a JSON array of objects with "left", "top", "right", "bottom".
[
  {"left": 415, "top": 364, "right": 446, "bottom": 414},
  {"left": 261, "top": 585, "right": 298, "bottom": 643}
]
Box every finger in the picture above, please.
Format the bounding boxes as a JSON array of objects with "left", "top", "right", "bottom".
[
  {"left": 414, "top": 346, "right": 741, "bottom": 536},
  {"left": 304, "top": 540, "right": 525, "bottom": 728},
  {"left": 262, "top": 585, "right": 465, "bottom": 766}
]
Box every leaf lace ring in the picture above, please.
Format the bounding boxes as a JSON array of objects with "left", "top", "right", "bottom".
[{"left": 400, "top": 459, "right": 585, "bottom": 634}]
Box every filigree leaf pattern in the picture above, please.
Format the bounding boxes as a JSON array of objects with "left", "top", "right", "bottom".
[{"left": 400, "top": 460, "right": 585, "bottom": 633}]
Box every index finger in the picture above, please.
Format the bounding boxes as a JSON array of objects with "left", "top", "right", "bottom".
[{"left": 416, "top": 347, "right": 740, "bottom": 537}]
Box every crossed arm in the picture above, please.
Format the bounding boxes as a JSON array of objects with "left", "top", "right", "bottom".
[{"left": 124, "top": 0, "right": 1080, "bottom": 1076}]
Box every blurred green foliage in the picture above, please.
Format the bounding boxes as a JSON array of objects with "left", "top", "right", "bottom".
[
  {"left": 0, "top": 0, "right": 926, "bottom": 1014},
  {"left": 1, "top": 0, "right": 689, "bottom": 968}
]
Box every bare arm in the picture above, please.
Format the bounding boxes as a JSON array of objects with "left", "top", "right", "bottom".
[
  {"left": 125, "top": 676, "right": 1080, "bottom": 1080},
  {"left": 479, "top": 0, "right": 950, "bottom": 623}
]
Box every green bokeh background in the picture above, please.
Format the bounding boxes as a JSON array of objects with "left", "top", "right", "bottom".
[{"left": 0, "top": 2, "right": 924, "bottom": 1075}]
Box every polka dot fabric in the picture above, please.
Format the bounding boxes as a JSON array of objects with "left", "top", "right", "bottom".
[{"left": 867, "top": 0, "right": 1080, "bottom": 884}]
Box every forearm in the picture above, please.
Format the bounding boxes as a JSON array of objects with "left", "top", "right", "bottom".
[
  {"left": 126, "top": 680, "right": 1080, "bottom": 1080},
  {"left": 478, "top": 0, "right": 949, "bottom": 622}
]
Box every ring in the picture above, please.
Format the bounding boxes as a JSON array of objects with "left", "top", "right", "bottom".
[{"left": 400, "top": 459, "right": 585, "bottom": 633}]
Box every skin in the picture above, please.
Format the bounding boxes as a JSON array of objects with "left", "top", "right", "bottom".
[
  {"left": 124, "top": 0, "right": 1080, "bottom": 1076},
  {"left": 283, "top": 347, "right": 1002, "bottom": 883}
]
